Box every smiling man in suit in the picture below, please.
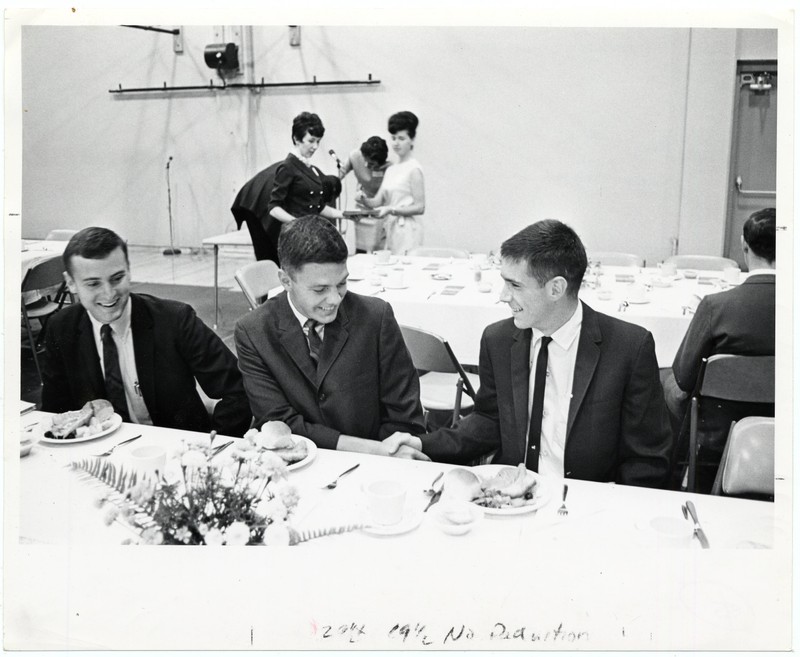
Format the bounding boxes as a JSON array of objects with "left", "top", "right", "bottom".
[
  {"left": 389, "top": 219, "right": 673, "bottom": 487},
  {"left": 234, "top": 214, "right": 428, "bottom": 458},
  {"left": 41, "top": 227, "right": 252, "bottom": 436}
]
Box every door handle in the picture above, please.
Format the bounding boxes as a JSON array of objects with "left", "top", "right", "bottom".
[{"left": 735, "top": 176, "right": 776, "bottom": 197}]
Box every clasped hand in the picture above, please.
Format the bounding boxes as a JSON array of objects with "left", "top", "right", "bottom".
[{"left": 382, "top": 432, "right": 429, "bottom": 461}]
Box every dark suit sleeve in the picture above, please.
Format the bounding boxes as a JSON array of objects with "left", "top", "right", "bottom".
[
  {"left": 617, "top": 331, "right": 673, "bottom": 487},
  {"left": 376, "top": 303, "right": 426, "bottom": 438},
  {"left": 175, "top": 305, "right": 252, "bottom": 436},
  {"left": 420, "top": 329, "right": 501, "bottom": 464},
  {"left": 40, "top": 320, "right": 74, "bottom": 413},
  {"left": 234, "top": 319, "right": 342, "bottom": 449},
  {"left": 268, "top": 163, "right": 292, "bottom": 215},
  {"left": 671, "top": 296, "right": 715, "bottom": 393}
]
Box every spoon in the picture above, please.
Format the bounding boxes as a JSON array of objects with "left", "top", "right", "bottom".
[
  {"left": 424, "top": 471, "right": 444, "bottom": 495},
  {"left": 323, "top": 463, "right": 360, "bottom": 489}
]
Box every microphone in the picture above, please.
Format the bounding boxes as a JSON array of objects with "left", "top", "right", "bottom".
[
  {"left": 328, "top": 149, "right": 342, "bottom": 167},
  {"left": 166, "top": 155, "right": 173, "bottom": 170}
]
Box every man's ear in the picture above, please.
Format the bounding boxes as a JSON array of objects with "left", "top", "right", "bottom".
[
  {"left": 64, "top": 271, "right": 77, "bottom": 294},
  {"left": 278, "top": 269, "right": 291, "bottom": 289},
  {"left": 548, "top": 276, "right": 568, "bottom": 300}
]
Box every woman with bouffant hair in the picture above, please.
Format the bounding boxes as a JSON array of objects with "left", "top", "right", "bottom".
[
  {"left": 268, "top": 111, "right": 344, "bottom": 226},
  {"left": 356, "top": 111, "right": 426, "bottom": 255}
]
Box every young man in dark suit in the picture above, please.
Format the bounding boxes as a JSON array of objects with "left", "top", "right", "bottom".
[
  {"left": 41, "top": 227, "right": 252, "bottom": 437},
  {"left": 234, "top": 214, "right": 428, "bottom": 458},
  {"left": 388, "top": 219, "right": 673, "bottom": 488}
]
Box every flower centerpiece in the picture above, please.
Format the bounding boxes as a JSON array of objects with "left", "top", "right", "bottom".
[{"left": 73, "top": 431, "right": 301, "bottom": 545}]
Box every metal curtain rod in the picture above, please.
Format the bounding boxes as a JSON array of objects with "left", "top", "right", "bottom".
[
  {"left": 121, "top": 25, "right": 181, "bottom": 36},
  {"left": 109, "top": 75, "right": 380, "bottom": 95}
]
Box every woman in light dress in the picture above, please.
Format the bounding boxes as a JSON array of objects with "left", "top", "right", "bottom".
[{"left": 356, "top": 111, "right": 425, "bottom": 255}]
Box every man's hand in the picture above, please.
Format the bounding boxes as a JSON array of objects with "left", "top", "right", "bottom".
[{"left": 383, "top": 432, "right": 427, "bottom": 460}]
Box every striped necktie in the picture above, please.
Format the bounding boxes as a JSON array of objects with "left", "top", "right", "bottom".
[
  {"left": 100, "top": 324, "right": 130, "bottom": 422},
  {"left": 305, "top": 319, "right": 322, "bottom": 365}
]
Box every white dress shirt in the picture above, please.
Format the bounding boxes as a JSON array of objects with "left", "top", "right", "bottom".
[
  {"left": 526, "top": 303, "right": 583, "bottom": 478},
  {"left": 88, "top": 299, "right": 153, "bottom": 425},
  {"left": 287, "top": 294, "right": 325, "bottom": 344},
  {"left": 744, "top": 268, "right": 775, "bottom": 278}
]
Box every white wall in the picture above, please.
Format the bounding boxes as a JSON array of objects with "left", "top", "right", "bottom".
[{"left": 19, "top": 26, "right": 777, "bottom": 265}]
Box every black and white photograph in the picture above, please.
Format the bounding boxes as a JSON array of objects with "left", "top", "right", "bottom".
[{"left": 3, "top": 4, "right": 794, "bottom": 651}]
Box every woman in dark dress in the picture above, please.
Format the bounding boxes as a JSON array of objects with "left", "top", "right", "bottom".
[{"left": 268, "top": 112, "right": 345, "bottom": 227}]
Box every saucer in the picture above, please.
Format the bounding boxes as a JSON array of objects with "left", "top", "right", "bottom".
[
  {"left": 374, "top": 257, "right": 399, "bottom": 267},
  {"left": 361, "top": 508, "right": 424, "bottom": 536},
  {"left": 384, "top": 283, "right": 409, "bottom": 290},
  {"left": 625, "top": 298, "right": 650, "bottom": 305}
]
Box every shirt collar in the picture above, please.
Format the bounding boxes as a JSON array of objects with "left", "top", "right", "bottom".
[
  {"left": 286, "top": 292, "right": 311, "bottom": 328},
  {"left": 87, "top": 296, "right": 133, "bottom": 340},
  {"left": 532, "top": 302, "right": 583, "bottom": 351},
  {"left": 745, "top": 268, "right": 775, "bottom": 278}
]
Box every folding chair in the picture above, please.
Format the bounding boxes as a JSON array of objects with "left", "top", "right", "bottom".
[
  {"left": 21, "top": 255, "right": 68, "bottom": 383},
  {"left": 683, "top": 354, "right": 774, "bottom": 493},
  {"left": 587, "top": 251, "right": 644, "bottom": 267},
  {"left": 406, "top": 247, "right": 470, "bottom": 259},
  {"left": 45, "top": 229, "right": 79, "bottom": 241},
  {"left": 665, "top": 255, "right": 739, "bottom": 271},
  {"left": 234, "top": 260, "right": 282, "bottom": 310},
  {"left": 400, "top": 325, "right": 480, "bottom": 428},
  {"left": 711, "top": 416, "right": 774, "bottom": 500}
]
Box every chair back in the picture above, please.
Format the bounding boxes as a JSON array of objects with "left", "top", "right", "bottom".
[
  {"left": 234, "top": 261, "right": 281, "bottom": 310},
  {"left": 407, "top": 247, "right": 470, "bottom": 259},
  {"left": 698, "top": 354, "right": 774, "bottom": 403},
  {"left": 400, "top": 325, "right": 476, "bottom": 397},
  {"left": 711, "top": 417, "right": 774, "bottom": 497},
  {"left": 665, "top": 255, "right": 739, "bottom": 271},
  {"left": 587, "top": 251, "right": 644, "bottom": 267},
  {"left": 22, "top": 255, "right": 66, "bottom": 294},
  {"left": 45, "top": 229, "right": 78, "bottom": 241}
]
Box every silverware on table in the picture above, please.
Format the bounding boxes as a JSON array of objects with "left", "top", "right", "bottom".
[
  {"left": 211, "top": 440, "right": 234, "bottom": 457},
  {"left": 682, "top": 500, "right": 710, "bottom": 549},
  {"left": 370, "top": 287, "right": 385, "bottom": 296},
  {"left": 92, "top": 434, "right": 142, "bottom": 458},
  {"left": 323, "top": 463, "right": 360, "bottom": 489},
  {"left": 423, "top": 471, "right": 444, "bottom": 495},
  {"left": 557, "top": 484, "right": 569, "bottom": 516},
  {"left": 424, "top": 486, "right": 444, "bottom": 512}
]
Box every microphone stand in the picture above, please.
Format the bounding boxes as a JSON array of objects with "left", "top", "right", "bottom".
[{"left": 163, "top": 156, "right": 181, "bottom": 256}]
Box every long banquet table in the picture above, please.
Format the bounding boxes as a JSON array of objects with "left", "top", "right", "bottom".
[{"left": 7, "top": 412, "right": 790, "bottom": 650}]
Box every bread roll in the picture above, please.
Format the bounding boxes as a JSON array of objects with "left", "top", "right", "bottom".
[
  {"left": 259, "top": 421, "right": 294, "bottom": 449},
  {"left": 442, "top": 468, "right": 482, "bottom": 502},
  {"left": 91, "top": 399, "right": 115, "bottom": 422}
]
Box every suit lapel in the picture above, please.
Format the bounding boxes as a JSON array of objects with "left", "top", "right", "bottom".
[
  {"left": 316, "top": 303, "right": 349, "bottom": 386},
  {"left": 510, "top": 327, "right": 531, "bottom": 455},
  {"left": 130, "top": 295, "right": 157, "bottom": 415},
  {"left": 77, "top": 310, "right": 105, "bottom": 394},
  {"left": 567, "top": 303, "right": 601, "bottom": 439},
  {"left": 276, "top": 295, "right": 319, "bottom": 387},
  {"left": 288, "top": 153, "right": 321, "bottom": 187}
]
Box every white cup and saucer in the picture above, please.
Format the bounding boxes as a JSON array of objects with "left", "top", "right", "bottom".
[
  {"left": 361, "top": 480, "right": 423, "bottom": 536},
  {"left": 626, "top": 284, "right": 649, "bottom": 304},
  {"left": 385, "top": 268, "right": 407, "bottom": 289}
]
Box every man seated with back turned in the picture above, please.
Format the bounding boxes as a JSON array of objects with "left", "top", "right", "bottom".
[
  {"left": 234, "top": 214, "right": 428, "bottom": 458},
  {"left": 41, "top": 227, "right": 252, "bottom": 436},
  {"left": 389, "top": 219, "right": 673, "bottom": 487}
]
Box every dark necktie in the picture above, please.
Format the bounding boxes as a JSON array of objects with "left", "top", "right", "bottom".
[
  {"left": 100, "top": 324, "right": 130, "bottom": 422},
  {"left": 305, "top": 319, "right": 322, "bottom": 365},
  {"left": 525, "top": 336, "right": 552, "bottom": 472}
]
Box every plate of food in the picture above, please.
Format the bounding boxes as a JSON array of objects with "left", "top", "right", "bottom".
[
  {"left": 246, "top": 421, "right": 317, "bottom": 471},
  {"left": 439, "top": 464, "right": 552, "bottom": 515},
  {"left": 40, "top": 399, "right": 123, "bottom": 444}
]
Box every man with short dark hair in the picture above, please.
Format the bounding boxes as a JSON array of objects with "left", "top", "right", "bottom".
[
  {"left": 41, "top": 227, "right": 252, "bottom": 436},
  {"left": 389, "top": 219, "right": 673, "bottom": 487},
  {"left": 665, "top": 207, "right": 776, "bottom": 422},
  {"left": 234, "top": 214, "right": 427, "bottom": 457}
]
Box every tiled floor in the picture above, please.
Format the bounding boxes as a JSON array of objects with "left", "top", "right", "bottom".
[{"left": 128, "top": 244, "right": 256, "bottom": 290}]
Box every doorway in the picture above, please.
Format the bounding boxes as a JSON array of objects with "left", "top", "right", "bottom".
[{"left": 724, "top": 60, "right": 777, "bottom": 269}]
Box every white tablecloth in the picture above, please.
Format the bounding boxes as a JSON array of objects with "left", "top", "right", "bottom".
[
  {"left": 8, "top": 413, "right": 789, "bottom": 650},
  {"left": 347, "top": 255, "right": 731, "bottom": 368}
]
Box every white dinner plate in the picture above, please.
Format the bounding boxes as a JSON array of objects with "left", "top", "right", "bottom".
[
  {"left": 40, "top": 413, "right": 123, "bottom": 444},
  {"left": 286, "top": 436, "right": 318, "bottom": 472},
  {"left": 469, "top": 464, "right": 554, "bottom": 515},
  {"left": 373, "top": 257, "right": 399, "bottom": 267},
  {"left": 625, "top": 298, "right": 651, "bottom": 305},
  {"left": 383, "top": 283, "right": 410, "bottom": 290},
  {"left": 347, "top": 274, "right": 366, "bottom": 282},
  {"left": 361, "top": 507, "right": 424, "bottom": 536}
]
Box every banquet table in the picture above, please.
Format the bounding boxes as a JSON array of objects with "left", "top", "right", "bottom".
[
  {"left": 201, "top": 229, "right": 255, "bottom": 329},
  {"left": 346, "top": 254, "right": 734, "bottom": 368}
]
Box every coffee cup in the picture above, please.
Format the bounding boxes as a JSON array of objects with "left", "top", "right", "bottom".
[
  {"left": 659, "top": 261, "right": 677, "bottom": 277},
  {"left": 374, "top": 249, "right": 392, "bottom": 264},
  {"left": 644, "top": 516, "right": 694, "bottom": 548},
  {"left": 723, "top": 266, "right": 741, "bottom": 285},
  {"left": 130, "top": 445, "right": 166, "bottom": 478},
  {"left": 386, "top": 268, "right": 405, "bottom": 288},
  {"left": 364, "top": 480, "right": 407, "bottom": 526}
]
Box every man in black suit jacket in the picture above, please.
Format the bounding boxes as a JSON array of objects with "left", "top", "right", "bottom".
[
  {"left": 234, "top": 215, "right": 428, "bottom": 458},
  {"left": 41, "top": 227, "right": 251, "bottom": 437},
  {"left": 388, "top": 220, "right": 673, "bottom": 488}
]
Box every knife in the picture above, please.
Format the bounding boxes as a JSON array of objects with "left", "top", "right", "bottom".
[
  {"left": 424, "top": 487, "right": 443, "bottom": 512},
  {"left": 685, "top": 500, "right": 710, "bottom": 549}
]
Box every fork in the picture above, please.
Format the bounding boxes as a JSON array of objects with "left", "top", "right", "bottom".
[
  {"left": 211, "top": 440, "right": 234, "bottom": 458},
  {"left": 92, "top": 434, "right": 141, "bottom": 457},
  {"left": 322, "top": 463, "right": 360, "bottom": 489},
  {"left": 557, "top": 484, "right": 569, "bottom": 516},
  {"left": 424, "top": 471, "right": 444, "bottom": 495}
]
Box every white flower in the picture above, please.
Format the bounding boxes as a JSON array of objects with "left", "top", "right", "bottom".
[
  {"left": 141, "top": 527, "right": 164, "bottom": 545},
  {"left": 102, "top": 504, "right": 119, "bottom": 526},
  {"left": 255, "top": 497, "right": 288, "bottom": 522},
  {"left": 262, "top": 522, "right": 291, "bottom": 546},
  {"left": 181, "top": 449, "right": 208, "bottom": 468},
  {"left": 217, "top": 467, "right": 236, "bottom": 488},
  {"left": 243, "top": 428, "right": 259, "bottom": 441},
  {"left": 275, "top": 483, "right": 300, "bottom": 510},
  {"left": 204, "top": 527, "right": 225, "bottom": 545},
  {"left": 173, "top": 527, "right": 192, "bottom": 544},
  {"left": 224, "top": 521, "right": 251, "bottom": 546},
  {"left": 259, "top": 452, "right": 288, "bottom": 477}
]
